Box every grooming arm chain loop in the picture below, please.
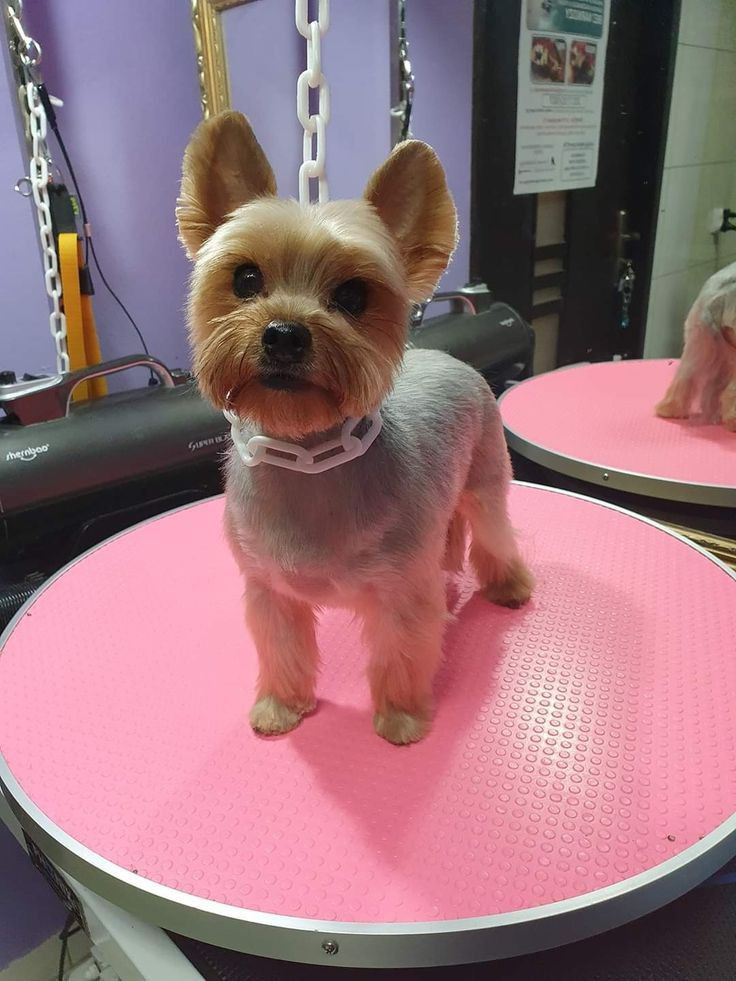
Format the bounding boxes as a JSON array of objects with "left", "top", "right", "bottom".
[
  {"left": 295, "top": 0, "right": 330, "bottom": 205},
  {"left": 7, "top": 0, "right": 69, "bottom": 373}
]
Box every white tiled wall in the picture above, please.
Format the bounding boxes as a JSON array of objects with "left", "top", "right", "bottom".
[{"left": 644, "top": 0, "right": 736, "bottom": 357}]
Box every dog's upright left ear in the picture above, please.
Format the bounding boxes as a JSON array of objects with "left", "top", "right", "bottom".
[
  {"left": 177, "top": 110, "right": 277, "bottom": 258},
  {"left": 364, "top": 141, "right": 457, "bottom": 302}
]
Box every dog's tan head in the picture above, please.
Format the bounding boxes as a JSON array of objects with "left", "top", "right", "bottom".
[{"left": 177, "top": 111, "right": 456, "bottom": 437}]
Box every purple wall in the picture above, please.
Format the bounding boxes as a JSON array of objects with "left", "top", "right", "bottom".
[
  {"left": 225, "top": 0, "right": 304, "bottom": 199},
  {"left": 0, "top": 824, "right": 66, "bottom": 970},
  {"left": 321, "top": 1, "right": 393, "bottom": 201},
  {"left": 225, "top": 0, "right": 392, "bottom": 201},
  {"left": 224, "top": 0, "right": 470, "bottom": 287},
  {"left": 13, "top": 0, "right": 202, "bottom": 378},
  {"left": 407, "top": 0, "right": 474, "bottom": 291}
]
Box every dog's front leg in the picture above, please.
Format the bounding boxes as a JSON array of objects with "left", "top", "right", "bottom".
[
  {"left": 245, "top": 577, "right": 319, "bottom": 736},
  {"left": 360, "top": 575, "right": 446, "bottom": 745}
]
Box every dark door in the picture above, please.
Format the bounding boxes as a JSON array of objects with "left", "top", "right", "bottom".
[{"left": 471, "top": 0, "right": 680, "bottom": 365}]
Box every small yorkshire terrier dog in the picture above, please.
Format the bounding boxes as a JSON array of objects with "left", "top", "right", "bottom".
[
  {"left": 656, "top": 261, "right": 736, "bottom": 431},
  {"left": 177, "top": 112, "right": 533, "bottom": 744}
]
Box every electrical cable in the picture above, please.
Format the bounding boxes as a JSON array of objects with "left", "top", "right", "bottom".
[{"left": 38, "top": 84, "right": 153, "bottom": 363}]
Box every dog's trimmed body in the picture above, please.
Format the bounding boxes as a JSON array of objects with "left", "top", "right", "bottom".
[
  {"left": 224, "top": 347, "right": 528, "bottom": 745},
  {"left": 178, "top": 112, "right": 532, "bottom": 744},
  {"left": 225, "top": 348, "right": 509, "bottom": 609}
]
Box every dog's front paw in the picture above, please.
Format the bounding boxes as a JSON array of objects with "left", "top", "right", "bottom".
[
  {"left": 250, "top": 695, "right": 314, "bottom": 736},
  {"left": 655, "top": 398, "right": 688, "bottom": 419},
  {"left": 374, "top": 709, "right": 429, "bottom": 745}
]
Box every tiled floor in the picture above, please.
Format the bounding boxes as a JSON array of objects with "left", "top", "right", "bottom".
[{"left": 0, "top": 930, "right": 90, "bottom": 981}]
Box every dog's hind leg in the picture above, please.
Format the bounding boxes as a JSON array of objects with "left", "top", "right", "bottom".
[
  {"left": 459, "top": 400, "right": 533, "bottom": 609},
  {"left": 459, "top": 489, "right": 534, "bottom": 608}
]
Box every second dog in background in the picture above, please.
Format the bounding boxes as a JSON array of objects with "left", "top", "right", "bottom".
[
  {"left": 177, "top": 112, "right": 533, "bottom": 745},
  {"left": 656, "top": 262, "right": 736, "bottom": 431}
]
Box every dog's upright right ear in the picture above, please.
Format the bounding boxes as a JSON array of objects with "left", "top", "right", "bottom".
[
  {"left": 364, "top": 141, "right": 457, "bottom": 303},
  {"left": 177, "top": 111, "right": 277, "bottom": 258}
]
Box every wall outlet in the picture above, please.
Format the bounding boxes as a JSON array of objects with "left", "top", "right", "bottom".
[{"left": 709, "top": 208, "right": 726, "bottom": 235}]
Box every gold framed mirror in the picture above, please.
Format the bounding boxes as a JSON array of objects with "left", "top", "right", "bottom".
[{"left": 191, "top": 0, "right": 254, "bottom": 117}]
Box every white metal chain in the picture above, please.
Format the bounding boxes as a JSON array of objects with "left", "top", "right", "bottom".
[
  {"left": 396, "top": 0, "right": 414, "bottom": 141},
  {"left": 7, "top": 0, "right": 69, "bottom": 373},
  {"left": 295, "top": 0, "right": 330, "bottom": 205}
]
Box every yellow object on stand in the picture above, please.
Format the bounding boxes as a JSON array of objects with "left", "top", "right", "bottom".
[
  {"left": 80, "top": 292, "right": 106, "bottom": 399},
  {"left": 58, "top": 233, "right": 107, "bottom": 401}
]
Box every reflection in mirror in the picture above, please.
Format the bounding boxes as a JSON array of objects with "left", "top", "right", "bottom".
[{"left": 191, "top": 0, "right": 254, "bottom": 118}]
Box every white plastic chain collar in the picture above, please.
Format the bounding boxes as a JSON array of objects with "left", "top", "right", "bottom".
[
  {"left": 225, "top": 410, "right": 383, "bottom": 474},
  {"left": 7, "top": 0, "right": 70, "bottom": 373},
  {"left": 296, "top": 0, "right": 330, "bottom": 204}
]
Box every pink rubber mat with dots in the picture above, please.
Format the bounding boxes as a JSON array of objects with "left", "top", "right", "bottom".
[
  {"left": 1, "top": 485, "right": 735, "bottom": 967},
  {"left": 501, "top": 360, "right": 736, "bottom": 506}
]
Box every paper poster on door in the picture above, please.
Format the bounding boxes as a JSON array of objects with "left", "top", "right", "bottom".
[{"left": 514, "top": 0, "right": 611, "bottom": 194}]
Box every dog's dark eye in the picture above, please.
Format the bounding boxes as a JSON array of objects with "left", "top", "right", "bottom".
[
  {"left": 331, "top": 278, "right": 368, "bottom": 318},
  {"left": 233, "top": 264, "right": 264, "bottom": 300}
]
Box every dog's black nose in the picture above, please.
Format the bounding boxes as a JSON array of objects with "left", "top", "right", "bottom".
[{"left": 261, "top": 321, "right": 312, "bottom": 364}]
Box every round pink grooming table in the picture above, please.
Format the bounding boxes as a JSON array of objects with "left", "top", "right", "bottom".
[
  {"left": 1, "top": 485, "right": 736, "bottom": 969},
  {"left": 500, "top": 360, "right": 736, "bottom": 507}
]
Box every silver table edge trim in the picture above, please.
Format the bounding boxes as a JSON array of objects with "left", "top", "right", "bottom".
[{"left": 498, "top": 370, "right": 736, "bottom": 508}]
